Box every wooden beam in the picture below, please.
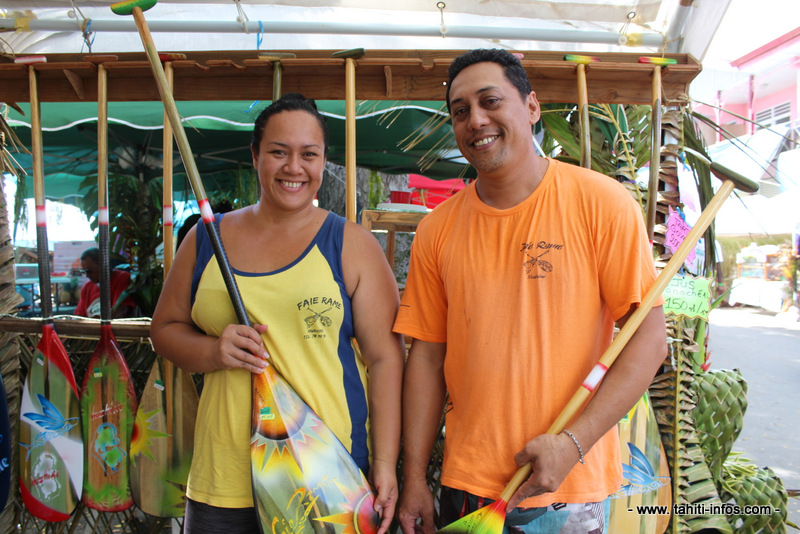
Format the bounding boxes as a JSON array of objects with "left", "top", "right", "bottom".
[{"left": 0, "top": 50, "right": 701, "bottom": 105}]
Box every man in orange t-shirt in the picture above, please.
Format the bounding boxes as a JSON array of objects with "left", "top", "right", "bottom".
[{"left": 394, "top": 49, "right": 667, "bottom": 534}]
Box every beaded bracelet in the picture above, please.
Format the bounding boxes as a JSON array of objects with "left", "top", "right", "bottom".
[{"left": 562, "top": 429, "right": 586, "bottom": 465}]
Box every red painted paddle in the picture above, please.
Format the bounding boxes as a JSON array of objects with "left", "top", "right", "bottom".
[
  {"left": 79, "top": 62, "right": 137, "bottom": 512},
  {"left": 18, "top": 58, "right": 84, "bottom": 522},
  {"left": 438, "top": 161, "right": 758, "bottom": 534}
]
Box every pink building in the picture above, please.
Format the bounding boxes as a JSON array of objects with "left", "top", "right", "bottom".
[{"left": 693, "top": 27, "right": 800, "bottom": 197}]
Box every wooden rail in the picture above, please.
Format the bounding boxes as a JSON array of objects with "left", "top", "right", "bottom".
[{"left": 0, "top": 49, "right": 701, "bottom": 105}]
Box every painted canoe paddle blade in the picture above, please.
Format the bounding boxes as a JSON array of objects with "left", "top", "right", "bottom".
[
  {"left": 80, "top": 324, "right": 137, "bottom": 511},
  {"left": 19, "top": 324, "right": 83, "bottom": 521},
  {"left": 130, "top": 359, "right": 197, "bottom": 517},
  {"left": 608, "top": 393, "right": 672, "bottom": 533},
  {"left": 251, "top": 365, "right": 379, "bottom": 534}
]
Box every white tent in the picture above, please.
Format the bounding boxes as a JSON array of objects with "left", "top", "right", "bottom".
[
  {"left": 1, "top": 0, "right": 732, "bottom": 58},
  {"left": 715, "top": 188, "right": 800, "bottom": 236}
]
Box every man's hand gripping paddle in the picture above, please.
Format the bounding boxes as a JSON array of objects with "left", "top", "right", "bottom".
[
  {"left": 437, "top": 162, "right": 758, "bottom": 534},
  {"left": 111, "top": 1, "right": 384, "bottom": 532}
]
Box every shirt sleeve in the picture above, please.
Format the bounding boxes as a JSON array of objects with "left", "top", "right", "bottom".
[
  {"left": 596, "top": 191, "right": 663, "bottom": 321},
  {"left": 392, "top": 219, "right": 448, "bottom": 343}
]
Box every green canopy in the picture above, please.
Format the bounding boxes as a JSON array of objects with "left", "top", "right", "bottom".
[{"left": 5, "top": 99, "right": 468, "bottom": 200}]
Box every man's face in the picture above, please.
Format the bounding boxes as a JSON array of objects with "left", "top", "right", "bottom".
[
  {"left": 448, "top": 62, "right": 540, "bottom": 177},
  {"left": 81, "top": 257, "right": 100, "bottom": 284}
]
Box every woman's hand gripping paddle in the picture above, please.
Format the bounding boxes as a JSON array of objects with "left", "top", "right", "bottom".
[
  {"left": 18, "top": 57, "right": 84, "bottom": 522},
  {"left": 78, "top": 62, "right": 138, "bottom": 512},
  {"left": 129, "top": 57, "right": 199, "bottom": 519},
  {"left": 112, "top": 1, "right": 384, "bottom": 532},
  {"left": 437, "top": 162, "right": 758, "bottom": 534}
]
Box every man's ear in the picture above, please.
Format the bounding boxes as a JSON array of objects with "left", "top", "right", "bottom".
[{"left": 527, "top": 91, "right": 541, "bottom": 125}]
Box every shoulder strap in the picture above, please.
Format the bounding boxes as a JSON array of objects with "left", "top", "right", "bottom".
[{"left": 190, "top": 213, "right": 223, "bottom": 306}]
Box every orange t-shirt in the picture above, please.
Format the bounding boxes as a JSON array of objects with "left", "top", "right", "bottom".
[{"left": 394, "top": 158, "right": 661, "bottom": 507}]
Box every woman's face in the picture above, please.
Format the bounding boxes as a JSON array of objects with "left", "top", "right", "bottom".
[{"left": 251, "top": 110, "right": 327, "bottom": 212}]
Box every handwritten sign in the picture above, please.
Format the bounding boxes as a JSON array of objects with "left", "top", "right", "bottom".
[
  {"left": 663, "top": 274, "right": 713, "bottom": 320},
  {"left": 664, "top": 207, "right": 695, "bottom": 265}
]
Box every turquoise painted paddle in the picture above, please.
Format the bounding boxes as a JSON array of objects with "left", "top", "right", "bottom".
[{"left": 79, "top": 61, "right": 138, "bottom": 512}]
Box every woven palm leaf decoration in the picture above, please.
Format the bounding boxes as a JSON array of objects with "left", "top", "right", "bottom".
[
  {"left": 692, "top": 369, "right": 748, "bottom": 482},
  {"left": 650, "top": 315, "right": 733, "bottom": 534},
  {"left": 721, "top": 457, "right": 789, "bottom": 533},
  {"left": 693, "top": 371, "right": 789, "bottom": 533}
]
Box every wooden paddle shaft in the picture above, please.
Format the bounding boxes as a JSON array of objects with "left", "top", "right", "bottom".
[
  {"left": 645, "top": 65, "right": 662, "bottom": 241},
  {"left": 497, "top": 173, "right": 746, "bottom": 504},
  {"left": 273, "top": 60, "right": 283, "bottom": 100},
  {"left": 162, "top": 61, "right": 176, "bottom": 450},
  {"left": 28, "top": 64, "right": 57, "bottom": 320},
  {"left": 98, "top": 64, "right": 114, "bottom": 321},
  {"left": 162, "top": 62, "right": 175, "bottom": 276},
  {"left": 577, "top": 63, "right": 590, "bottom": 169},
  {"left": 130, "top": 5, "right": 248, "bottom": 325},
  {"left": 345, "top": 57, "right": 356, "bottom": 222}
]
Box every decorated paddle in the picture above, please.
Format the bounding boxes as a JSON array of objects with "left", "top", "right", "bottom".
[
  {"left": 79, "top": 62, "right": 137, "bottom": 512},
  {"left": 0, "top": 369, "right": 10, "bottom": 511},
  {"left": 437, "top": 161, "right": 758, "bottom": 534},
  {"left": 608, "top": 392, "right": 671, "bottom": 533},
  {"left": 112, "top": 1, "right": 382, "bottom": 532},
  {"left": 130, "top": 59, "right": 199, "bottom": 518},
  {"left": 18, "top": 57, "right": 84, "bottom": 522}
]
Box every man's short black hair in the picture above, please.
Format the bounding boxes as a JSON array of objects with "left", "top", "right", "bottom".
[
  {"left": 81, "top": 247, "right": 100, "bottom": 263},
  {"left": 446, "top": 49, "right": 532, "bottom": 113}
]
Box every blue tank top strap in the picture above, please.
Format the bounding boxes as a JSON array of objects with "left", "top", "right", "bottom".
[
  {"left": 190, "top": 213, "right": 222, "bottom": 307},
  {"left": 313, "top": 211, "right": 346, "bottom": 282}
]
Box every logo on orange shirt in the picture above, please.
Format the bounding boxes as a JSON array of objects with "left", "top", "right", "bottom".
[{"left": 521, "top": 241, "right": 563, "bottom": 279}]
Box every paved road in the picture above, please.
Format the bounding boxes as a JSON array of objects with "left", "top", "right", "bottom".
[{"left": 707, "top": 305, "right": 800, "bottom": 529}]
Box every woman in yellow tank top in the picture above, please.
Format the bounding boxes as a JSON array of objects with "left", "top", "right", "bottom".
[{"left": 151, "top": 93, "right": 405, "bottom": 534}]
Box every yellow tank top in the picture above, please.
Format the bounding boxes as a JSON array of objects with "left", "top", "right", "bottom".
[{"left": 187, "top": 212, "right": 370, "bottom": 508}]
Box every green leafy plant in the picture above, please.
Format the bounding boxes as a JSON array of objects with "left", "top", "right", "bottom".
[{"left": 78, "top": 172, "right": 163, "bottom": 317}]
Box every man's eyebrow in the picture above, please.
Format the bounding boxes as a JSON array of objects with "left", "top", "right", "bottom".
[{"left": 450, "top": 85, "right": 499, "bottom": 106}]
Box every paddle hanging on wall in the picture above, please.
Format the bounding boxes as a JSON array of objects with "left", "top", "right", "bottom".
[
  {"left": 17, "top": 56, "right": 84, "bottom": 522},
  {"left": 79, "top": 62, "right": 138, "bottom": 512}
]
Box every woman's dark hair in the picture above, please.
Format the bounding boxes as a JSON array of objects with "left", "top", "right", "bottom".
[
  {"left": 251, "top": 93, "right": 329, "bottom": 156},
  {"left": 445, "top": 49, "right": 532, "bottom": 113}
]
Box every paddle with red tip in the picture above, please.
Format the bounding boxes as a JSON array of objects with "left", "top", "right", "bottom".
[
  {"left": 111, "top": 1, "right": 384, "bottom": 531},
  {"left": 79, "top": 60, "right": 138, "bottom": 512},
  {"left": 18, "top": 55, "right": 85, "bottom": 522},
  {"left": 438, "top": 160, "right": 758, "bottom": 534}
]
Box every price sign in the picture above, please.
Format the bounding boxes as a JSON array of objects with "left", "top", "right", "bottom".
[
  {"left": 663, "top": 274, "right": 713, "bottom": 320},
  {"left": 664, "top": 207, "right": 695, "bottom": 265}
]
